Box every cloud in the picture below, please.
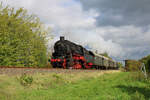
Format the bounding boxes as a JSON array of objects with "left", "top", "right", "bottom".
[
  {"left": 1, "top": 0, "right": 150, "bottom": 61},
  {"left": 79, "top": 0, "right": 150, "bottom": 27},
  {"left": 95, "top": 25, "right": 150, "bottom": 60}
]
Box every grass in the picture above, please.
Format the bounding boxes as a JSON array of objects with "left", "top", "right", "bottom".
[{"left": 0, "top": 71, "right": 150, "bottom": 100}]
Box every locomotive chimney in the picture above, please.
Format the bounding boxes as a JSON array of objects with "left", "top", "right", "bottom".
[{"left": 60, "top": 36, "right": 64, "bottom": 41}]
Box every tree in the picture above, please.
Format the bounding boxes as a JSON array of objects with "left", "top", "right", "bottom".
[
  {"left": 100, "top": 52, "right": 112, "bottom": 59},
  {"left": 100, "top": 52, "right": 108, "bottom": 57},
  {"left": 117, "top": 62, "right": 123, "bottom": 68},
  {"left": 146, "top": 58, "right": 150, "bottom": 73},
  {"left": 139, "top": 55, "right": 150, "bottom": 73},
  {"left": 0, "top": 3, "right": 51, "bottom": 67}
]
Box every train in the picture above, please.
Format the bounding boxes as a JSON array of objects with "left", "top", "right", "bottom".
[{"left": 50, "top": 36, "right": 118, "bottom": 69}]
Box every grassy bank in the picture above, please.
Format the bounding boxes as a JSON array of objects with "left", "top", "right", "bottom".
[{"left": 0, "top": 71, "right": 150, "bottom": 100}]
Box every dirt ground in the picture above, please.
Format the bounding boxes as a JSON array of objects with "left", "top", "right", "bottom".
[{"left": 0, "top": 68, "right": 119, "bottom": 75}]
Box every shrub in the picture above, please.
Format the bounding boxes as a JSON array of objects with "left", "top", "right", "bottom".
[
  {"left": 139, "top": 55, "right": 150, "bottom": 74},
  {"left": 146, "top": 58, "right": 150, "bottom": 73},
  {"left": 125, "top": 60, "right": 142, "bottom": 71},
  {"left": 19, "top": 73, "right": 33, "bottom": 86}
]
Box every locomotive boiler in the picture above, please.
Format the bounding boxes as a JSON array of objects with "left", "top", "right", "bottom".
[{"left": 50, "top": 36, "right": 118, "bottom": 69}]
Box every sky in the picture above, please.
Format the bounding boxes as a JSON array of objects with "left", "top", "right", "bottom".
[{"left": 1, "top": 0, "right": 150, "bottom": 61}]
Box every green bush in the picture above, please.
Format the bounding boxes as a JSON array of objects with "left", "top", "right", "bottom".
[
  {"left": 146, "top": 58, "right": 150, "bottom": 73},
  {"left": 20, "top": 73, "right": 33, "bottom": 86},
  {"left": 125, "top": 60, "right": 142, "bottom": 71},
  {"left": 140, "top": 55, "right": 150, "bottom": 75}
]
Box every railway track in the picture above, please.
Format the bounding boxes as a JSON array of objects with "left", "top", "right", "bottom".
[
  {"left": 0, "top": 66, "right": 118, "bottom": 75},
  {"left": 0, "top": 66, "right": 53, "bottom": 69}
]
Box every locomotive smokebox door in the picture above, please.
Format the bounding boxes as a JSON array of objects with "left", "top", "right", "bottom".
[{"left": 60, "top": 36, "right": 64, "bottom": 41}]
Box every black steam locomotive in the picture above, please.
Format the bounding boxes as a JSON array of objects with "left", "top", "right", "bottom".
[{"left": 50, "top": 36, "right": 118, "bottom": 69}]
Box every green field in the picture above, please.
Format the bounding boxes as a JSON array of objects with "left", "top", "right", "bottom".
[{"left": 0, "top": 71, "right": 150, "bottom": 100}]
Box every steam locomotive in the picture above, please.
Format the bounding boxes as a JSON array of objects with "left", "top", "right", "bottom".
[{"left": 50, "top": 36, "right": 118, "bottom": 69}]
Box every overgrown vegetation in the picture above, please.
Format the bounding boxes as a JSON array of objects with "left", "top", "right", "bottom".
[
  {"left": 117, "top": 62, "right": 123, "bottom": 68},
  {"left": 0, "top": 3, "right": 51, "bottom": 67},
  {"left": 125, "top": 60, "right": 142, "bottom": 71},
  {"left": 140, "top": 55, "right": 150, "bottom": 73},
  {"left": 0, "top": 71, "right": 150, "bottom": 100},
  {"left": 19, "top": 73, "right": 33, "bottom": 86}
]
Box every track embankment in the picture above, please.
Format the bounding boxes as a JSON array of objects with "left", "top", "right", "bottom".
[{"left": 0, "top": 67, "right": 120, "bottom": 75}]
